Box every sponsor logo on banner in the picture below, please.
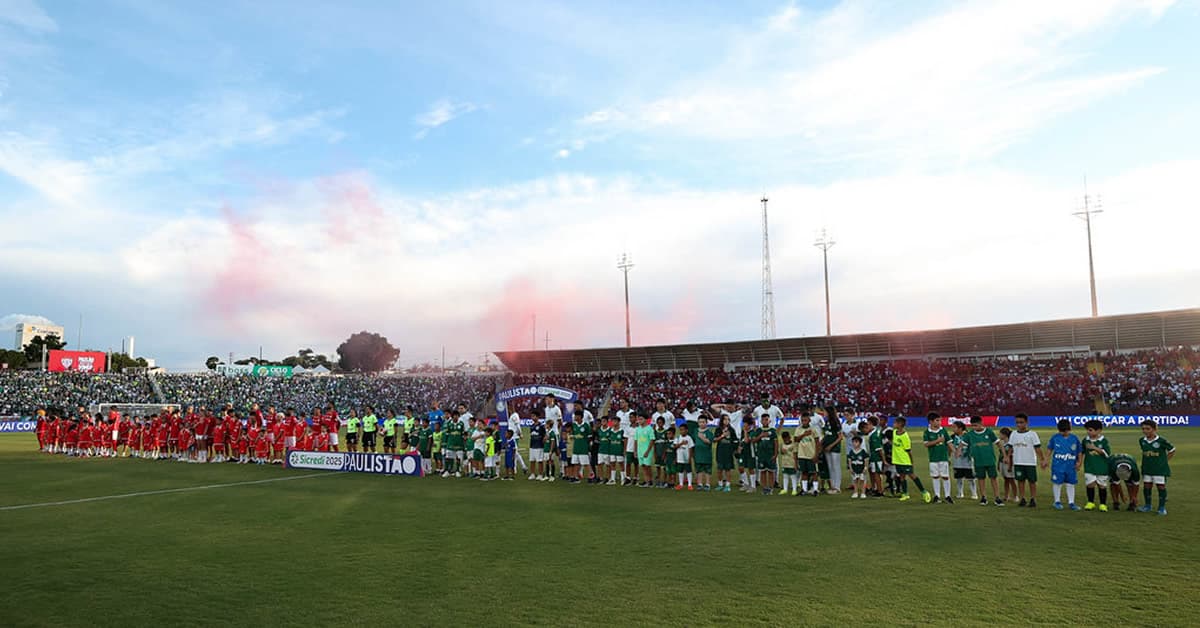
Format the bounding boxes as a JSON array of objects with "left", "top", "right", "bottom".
[
  {"left": 287, "top": 451, "right": 345, "bottom": 470},
  {"left": 0, "top": 419, "right": 37, "bottom": 433},
  {"left": 47, "top": 350, "right": 107, "bottom": 373},
  {"left": 497, "top": 385, "right": 579, "bottom": 403},
  {"left": 285, "top": 450, "right": 423, "bottom": 476}
]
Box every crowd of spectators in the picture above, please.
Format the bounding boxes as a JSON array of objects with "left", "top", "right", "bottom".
[
  {"left": 0, "top": 372, "right": 155, "bottom": 416},
  {"left": 2, "top": 348, "right": 1196, "bottom": 418},
  {"left": 0, "top": 372, "right": 501, "bottom": 417},
  {"left": 533, "top": 348, "right": 1199, "bottom": 416},
  {"left": 155, "top": 373, "right": 502, "bottom": 415}
]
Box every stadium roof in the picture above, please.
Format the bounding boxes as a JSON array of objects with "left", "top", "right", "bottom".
[{"left": 494, "top": 308, "right": 1200, "bottom": 374}]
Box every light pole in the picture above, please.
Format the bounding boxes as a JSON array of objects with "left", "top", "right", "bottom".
[
  {"left": 814, "top": 229, "right": 835, "bottom": 336},
  {"left": 1072, "top": 185, "right": 1103, "bottom": 318},
  {"left": 617, "top": 252, "right": 634, "bottom": 347}
]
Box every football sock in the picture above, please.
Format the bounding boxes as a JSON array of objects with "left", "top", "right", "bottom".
[
  {"left": 1143, "top": 485, "right": 1152, "bottom": 504},
  {"left": 912, "top": 477, "right": 925, "bottom": 492},
  {"left": 1099, "top": 487, "right": 1107, "bottom": 504},
  {"left": 1086, "top": 487, "right": 1095, "bottom": 502},
  {"left": 1052, "top": 483, "right": 1062, "bottom": 501},
  {"left": 899, "top": 478, "right": 907, "bottom": 494},
  {"left": 1158, "top": 488, "right": 1167, "bottom": 509},
  {"left": 1065, "top": 484, "right": 1076, "bottom": 504}
]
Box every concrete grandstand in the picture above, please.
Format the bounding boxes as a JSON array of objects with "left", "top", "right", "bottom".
[{"left": 494, "top": 308, "right": 1200, "bottom": 374}]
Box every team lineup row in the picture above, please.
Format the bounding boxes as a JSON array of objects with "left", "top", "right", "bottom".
[{"left": 32, "top": 394, "right": 1176, "bottom": 515}]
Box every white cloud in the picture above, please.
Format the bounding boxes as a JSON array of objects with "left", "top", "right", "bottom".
[
  {"left": 583, "top": 0, "right": 1174, "bottom": 164},
  {"left": 0, "top": 0, "right": 57, "bottom": 33},
  {"left": 413, "top": 99, "right": 479, "bottom": 139},
  {"left": 0, "top": 313, "right": 57, "bottom": 331},
  {"left": 0, "top": 133, "right": 95, "bottom": 206},
  {"left": 0, "top": 92, "right": 344, "bottom": 206},
  {"left": 555, "top": 148, "right": 570, "bottom": 159},
  {"left": 64, "top": 160, "right": 1191, "bottom": 365}
]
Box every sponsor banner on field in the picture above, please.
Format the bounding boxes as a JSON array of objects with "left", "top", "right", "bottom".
[
  {"left": 47, "top": 350, "right": 107, "bottom": 373},
  {"left": 0, "top": 417, "right": 36, "bottom": 432},
  {"left": 285, "top": 450, "right": 423, "bottom": 476}
]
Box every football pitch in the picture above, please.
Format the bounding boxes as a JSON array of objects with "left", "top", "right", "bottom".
[{"left": 1, "top": 428, "right": 1196, "bottom": 627}]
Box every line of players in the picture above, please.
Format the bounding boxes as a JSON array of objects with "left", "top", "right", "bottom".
[
  {"left": 33, "top": 404, "right": 348, "bottom": 465},
  {"left": 30, "top": 393, "right": 1176, "bottom": 515}
]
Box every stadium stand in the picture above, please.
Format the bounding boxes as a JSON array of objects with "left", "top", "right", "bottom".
[{"left": 2, "top": 310, "right": 1196, "bottom": 418}]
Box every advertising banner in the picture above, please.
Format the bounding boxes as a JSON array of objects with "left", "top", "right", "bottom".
[
  {"left": 776, "top": 415, "right": 1200, "bottom": 428},
  {"left": 285, "top": 450, "right": 423, "bottom": 476},
  {"left": 216, "top": 364, "right": 253, "bottom": 376},
  {"left": 0, "top": 417, "right": 36, "bottom": 432},
  {"left": 251, "top": 364, "right": 293, "bottom": 378},
  {"left": 495, "top": 384, "right": 580, "bottom": 436},
  {"left": 47, "top": 350, "right": 107, "bottom": 373}
]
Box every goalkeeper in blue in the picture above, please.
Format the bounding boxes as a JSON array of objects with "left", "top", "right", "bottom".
[{"left": 1046, "top": 419, "right": 1083, "bottom": 511}]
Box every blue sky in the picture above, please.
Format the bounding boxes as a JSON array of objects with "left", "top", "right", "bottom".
[{"left": 1, "top": 0, "right": 1198, "bottom": 369}]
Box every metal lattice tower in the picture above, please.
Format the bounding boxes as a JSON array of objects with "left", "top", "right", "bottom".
[{"left": 760, "top": 195, "right": 776, "bottom": 339}]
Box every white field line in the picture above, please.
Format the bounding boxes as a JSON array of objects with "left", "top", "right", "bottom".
[{"left": 0, "top": 471, "right": 340, "bottom": 511}]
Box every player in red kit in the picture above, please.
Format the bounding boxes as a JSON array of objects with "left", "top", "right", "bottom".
[
  {"left": 314, "top": 424, "right": 330, "bottom": 452},
  {"left": 272, "top": 418, "right": 287, "bottom": 464},
  {"left": 177, "top": 426, "right": 194, "bottom": 462},
  {"left": 254, "top": 432, "right": 270, "bottom": 464},
  {"left": 211, "top": 421, "right": 226, "bottom": 463}
]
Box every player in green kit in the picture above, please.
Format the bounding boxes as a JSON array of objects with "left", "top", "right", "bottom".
[
  {"left": 543, "top": 419, "right": 559, "bottom": 482},
  {"left": 965, "top": 416, "right": 1003, "bottom": 506},
  {"left": 570, "top": 415, "right": 593, "bottom": 484},
  {"left": 923, "top": 412, "right": 953, "bottom": 504},
  {"left": 432, "top": 422, "right": 444, "bottom": 475},
  {"left": 713, "top": 415, "right": 737, "bottom": 492},
  {"left": 1107, "top": 452, "right": 1140, "bottom": 511},
  {"left": 753, "top": 415, "right": 778, "bottom": 496},
  {"left": 693, "top": 415, "right": 715, "bottom": 491},
  {"left": 737, "top": 418, "right": 757, "bottom": 493},
  {"left": 1081, "top": 419, "right": 1111, "bottom": 511},
  {"left": 635, "top": 413, "right": 655, "bottom": 487},
  {"left": 1137, "top": 419, "right": 1175, "bottom": 516},
  {"left": 443, "top": 416, "right": 464, "bottom": 477},
  {"left": 847, "top": 435, "right": 870, "bottom": 499},
  {"left": 653, "top": 417, "right": 670, "bottom": 488},
  {"left": 866, "top": 417, "right": 885, "bottom": 497},
  {"left": 417, "top": 418, "right": 433, "bottom": 475},
  {"left": 891, "top": 417, "right": 930, "bottom": 503}
]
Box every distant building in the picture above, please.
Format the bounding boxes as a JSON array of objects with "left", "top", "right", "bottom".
[{"left": 14, "top": 322, "right": 65, "bottom": 351}]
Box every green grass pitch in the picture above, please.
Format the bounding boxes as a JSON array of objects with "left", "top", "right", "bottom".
[{"left": 1, "top": 427, "right": 1197, "bottom": 627}]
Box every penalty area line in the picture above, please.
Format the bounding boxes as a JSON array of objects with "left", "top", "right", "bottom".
[{"left": 0, "top": 471, "right": 342, "bottom": 511}]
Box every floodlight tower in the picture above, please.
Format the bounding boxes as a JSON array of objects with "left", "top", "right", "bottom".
[
  {"left": 760, "top": 196, "right": 776, "bottom": 339},
  {"left": 814, "top": 228, "right": 835, "bottom": 336},
  {"left": 617, "top": 252, "right": 634, "bottom": 347},
  {"left": 1072, "top": 181, "right": 1103, "bottom": 318}
]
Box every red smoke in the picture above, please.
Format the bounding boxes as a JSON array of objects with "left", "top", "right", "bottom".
[
  {"left": 205, "top": 203, "right": 279, "bottom": 331},
  {"left": 477, "top": 274, "right": 703, "bottom": 352},
  {"left": 318, "top": 172, "right": 385, "bottom": 246}
]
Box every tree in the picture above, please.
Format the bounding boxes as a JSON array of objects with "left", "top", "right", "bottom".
[
  {"left": 0, "top": 349, "right": 27, "bottom": 369},
  {"left": 205, "top": 356, "right": 222, "bottom": 370},
  {"left": 23, "top": 334, "right": 66, "bottom": 364},
  {"left": 109, "top": 353, "right": 148, "bottom": 372},
  {"left": 336, "top": 331, "right": 399, "bottom": 373}
]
